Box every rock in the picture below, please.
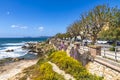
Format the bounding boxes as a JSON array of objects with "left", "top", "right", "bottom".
[
  {"left": 22, "top": 45, "right": 28, "bottom": 49},
  {"left": 28, "top": 49, "right": 36, "bottom": 53},
  {"left": 77, "top": 51, "right": 94, "bottom": 66},
  {"left": 22, "top": 42, "right": 38, "bottom": 50},
  {"left": 0, "top": 58, "right": 13, "bottom": 65},
  {"left": 5, "top": 49, "right": 14, "bottom": 52},
  {"left": 12, "top": 58, "right": 19, "bottom": 61},
  {"left": 12, "top": 58, "right": 24, "bottom": 62}
]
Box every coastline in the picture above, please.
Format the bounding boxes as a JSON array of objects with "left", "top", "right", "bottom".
[
  {"left": 0, "top": 38, "right": 105, "bottom": 80},
  {"left": 0, "top": 59, "right": 38, "bottom": 80},
  {"left": 0, "top": 39, "right": 47, "bottom": 80}
]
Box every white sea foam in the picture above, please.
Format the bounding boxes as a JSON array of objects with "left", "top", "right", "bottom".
[
  {"left": 2, "top": 43, "right": 24, "bottom": 46},
  {"left": 0, "top": 49, "right": 27, "bottom": 59},
  {"left": 0, "top": 51, "right": 27, "bottom": 59},
  {"left": 4, "top": 46, "right": 21, "bottom": 50},
  {"left": 0, "top": 43, "right": 27, "bottom": 60}
]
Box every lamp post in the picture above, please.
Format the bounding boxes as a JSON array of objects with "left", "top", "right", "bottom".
[
  {"left": 85, "top": 25, "right": 89, "bottom": 46},
  {"left": 80, "top": 31, "right": 85, "bottom": 51}
]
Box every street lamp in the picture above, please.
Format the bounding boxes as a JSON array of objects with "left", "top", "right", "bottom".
[{"left": 80, "top": 31, "right": 85, "bottom": 50}]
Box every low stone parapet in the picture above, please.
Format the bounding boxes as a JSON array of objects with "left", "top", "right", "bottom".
[{"left": 89, "top": 45, "right": 101, "bottom": 57}]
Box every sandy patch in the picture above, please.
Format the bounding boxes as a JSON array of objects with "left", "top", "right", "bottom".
[{"left": 0, "top": 59, "right": 38, "bottom": 80}]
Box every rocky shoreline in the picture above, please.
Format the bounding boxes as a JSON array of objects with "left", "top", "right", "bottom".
[
  {"left": 0, "top": 38, "right": 105, "bottom": 80},
  {"left": 0, "top": 41, "right": 47, "bottom": 80},
  {"left": 0, "top": 42, "right": 45, "bottom": 66}
]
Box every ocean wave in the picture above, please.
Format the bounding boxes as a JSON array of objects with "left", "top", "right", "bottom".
[
  {"left": 0, "top": 48, "right": 27, "bottom": 60},
  {"left": 1, "top": 43, "right": 25, "bottom": 46},
  {"left": 4, "top": 46, "right": 21, "bottom": 50},
  {"left": 0, "top": 43, "right": 27, "bottom": 60},
  {"left": 0, "top": 52, "right": 27, "bottom": 60}
]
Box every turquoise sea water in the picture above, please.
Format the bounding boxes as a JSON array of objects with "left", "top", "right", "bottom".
[{"left": 0, "top": 37, "right": 48, "bottom": 59}]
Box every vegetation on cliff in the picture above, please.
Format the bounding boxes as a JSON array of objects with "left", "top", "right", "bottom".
[
  {"left": 33, "top": 62, "right": 64, "bottom": 80},
  {"left": 22, "top": 52, "right": 102, "bottom": 80},
  {"left": 48, "top": 51, "right": 103, "bottom": 80},
  {"left": 20, "top": 56, "right": 64, "bottom": 80},
  {"left": 18, "top": 43, "right": 103, "bottom": 80}
]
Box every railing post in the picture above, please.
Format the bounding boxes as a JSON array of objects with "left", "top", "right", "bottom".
[
  {"left": 82, "top": 41, "right": 84, "bottom": 52},
  {"left": 115, "top": 47, "right": 117, "bottom": 61},
  {"left": 83, "top": 42, "right": 84, "bottom": 50},
  {"left": 104, "top": 46, "right": 106, "bottom": 57}
]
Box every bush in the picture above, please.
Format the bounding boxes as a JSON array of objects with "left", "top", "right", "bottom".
[
  {"left": 48, "top": 51, "right": 103, "bottom": 80},
  {"left": 46, "top": 48, "right": 57, "bottom": 56},
  {"left": 33, "top": 62, "right": 64, "bottom": 80},
  {"left": 109, "top": 47, "right": 115, "bottom": 51},
  {"left": 37, "top": 56, "right": 47, "bottom": 65},
  {"left": 22, "top": 56, "right": 64, "bottom": 80},
  {"left": 39, "top": 43, "right": 57, "bottom": 56},
  {"left": 109, "top": 43, "right": 115, "bottom": 51}
]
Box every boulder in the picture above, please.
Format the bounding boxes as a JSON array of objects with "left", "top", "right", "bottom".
[
  {"left": 12, "top": 58, "right": 24, "bottom": 62},
  {"left": 5, "top": 49, "right": 14, "bottom": 52},
  {"left": 12, "top": 58, "right": 20, "bottom": 61},
  {"left": 78, "top": 51, "right": 94, "bottom": 66},
  {"left": 22, "top": 45, "right": 28, "bottom": 49}
]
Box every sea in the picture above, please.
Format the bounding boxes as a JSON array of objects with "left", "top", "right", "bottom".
[{"left": 0, "top": 38, "right": 48, "bottom": 60}]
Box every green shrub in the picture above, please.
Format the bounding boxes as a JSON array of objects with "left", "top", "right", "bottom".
[
  {"left": 33, "top": 62, "right": 64, "bottom": 80},
  {"left": 38, "top": 43, "right": 56, "bottom": 56},
  {"left": 109, "top": 47, "right": 115, "bottom": 51},
  {"left": 109, "top": 43, "right": 116, "bottom": 51},
  {"left": 37, "top": 56, "right": 47, "bottom": 65},
  {"left": 46, "top": 48, "right": 57, "bottom": 56},
  {"left": 48, "top": 51, "right": 103, "bottom": 80},
  {"left": 22, "top": 55, "right": 64, "bottom": 80}
]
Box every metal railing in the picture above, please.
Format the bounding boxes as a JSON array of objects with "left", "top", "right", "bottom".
[
  {"left": 101, "top": 46, "right": 120, "bottom": 62},
  {"left": 79, "top": 45, "right": 120, "bottom": 62}
]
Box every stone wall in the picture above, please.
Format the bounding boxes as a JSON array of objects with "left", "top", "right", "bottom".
[{"left": 86, "top": 61, "right": 120, "bottom": 80}]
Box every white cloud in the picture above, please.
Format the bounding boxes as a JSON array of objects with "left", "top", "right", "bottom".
[
  {"left": 11, "top": 25, "right": 28, "bottom": 29},
  {"left": 38, "top": 26, "right": 44, "bottom": 31},
  {"left": 6, "top": 11, "right": 10, "bottom": 15},
  {"left": 11, "top": 25, "right": 18, "bottom": 28}
]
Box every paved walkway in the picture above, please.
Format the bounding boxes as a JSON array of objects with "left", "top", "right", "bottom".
[
  {"left": 95, "top": 56, "right": 120, "bottom": 72},
  {"left": 79, "top": 46, "right": 120, "bottom": 61}
]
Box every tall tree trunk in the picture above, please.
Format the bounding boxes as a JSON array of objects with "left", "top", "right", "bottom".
[
  {"left": 91, "top": 35, "right": 97, "bottom": 45},
  {"left": 75, "top": 36, "right": 77, "bottom": 41}
]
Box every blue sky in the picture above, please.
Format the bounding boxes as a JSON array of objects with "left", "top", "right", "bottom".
[{"left": 0, "top": 0, "right": 120, "bottom": 37}]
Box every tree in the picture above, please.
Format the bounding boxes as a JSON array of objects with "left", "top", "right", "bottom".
[
  {"left": 67, "top": 20, "right": 89, "bottom": 41},
  {"left": 98, "top": 6, "right": 120, "bottom": 42},
  {"left": 66, "top": 4, "right": 120, "bottom": 45},
  {"left": 55, "top": 33, "right": 71, "bottom": 39},
  {"left": 85, "top": 5, "right": 112, "bottom": 44},
  {"left": 67, "top": 21, "right": 81, "bottom": 40},
  {"left": 99, "top": 28, "right": 120, "bottom": 41}
]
